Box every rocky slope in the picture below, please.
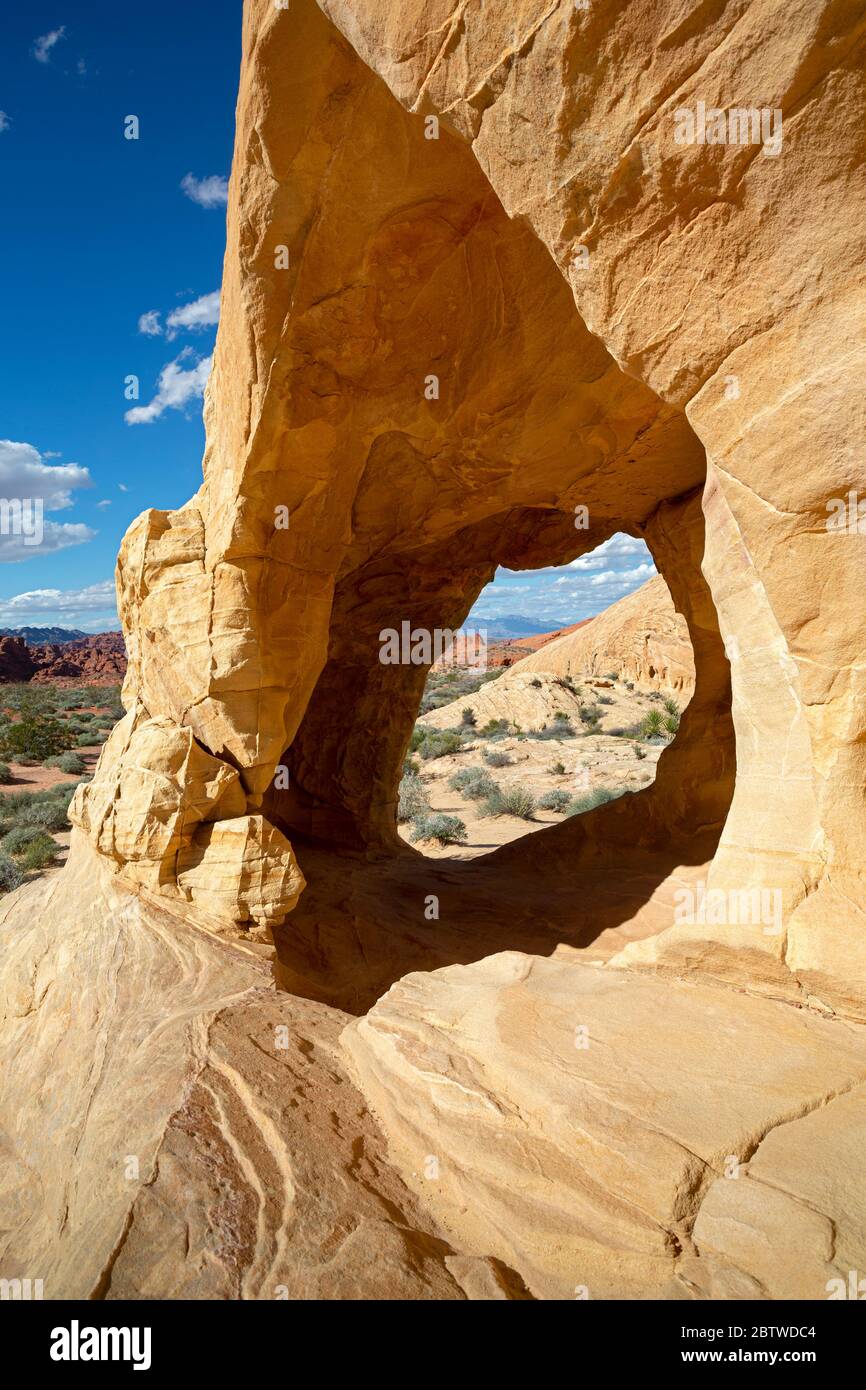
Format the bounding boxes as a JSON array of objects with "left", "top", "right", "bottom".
[{"left": 514, "top": 576, "right": 694, "bottom": 697}]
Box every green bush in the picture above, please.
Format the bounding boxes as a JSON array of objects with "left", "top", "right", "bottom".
[
  {"left": 578, "top": 705, "right": 601, "bottom": 728},
  {"left": 480, "top": 786, "right": 536, "bottom": 820},
  {"left": 663, "top": 697, "right": 679, "bottom": 717},
  {"left": 549, "top": 760, "right": 566, "bottom": 775},
  {"left": 530, "top": 678, "right": 542, "bottom": 689},
  {"left": 45, "top": 752, "right": 87, "bottom": 774},
  {"left": 18, "top": 800, "right": 70, "bottom": 833},
  {"left": 417, "top": 729, "right": 464, "bottom": 760},
  {"left": 531, "top": 720, "right": 577, "bottom": 741},
  {"left": 634, "top": 742, "right": 647, "bottom": 760},
  {"left": 478, "top": 718, "right": 510, "bottom": 738},
  {"left": 449, "top": 767, "right": 498, "bottom": 801},
  {"left": 0, "top": 852, "right": 23, "bottom": 893},
  {"left": 410, "top": 813, "right": 468, "bottom": 846},
  {"left": 3, "top": 824, "right": 49, "bottom": 855},
  {"left": 460, "top": 706, "right": 477, "bottom": 727},
  {"left": 483, "top": 749, "right": 512, "bottom": 767},
  {"left": 640, "top": 709, "right": 666, "bottom": 740},
  {"left": 397, "top": 773, "right": 430, "bottom": 824},
  {"left": 0, "top": 711, "right": 73, "bottom": 763},
  {"left": 0, "top": 764, "right": 12, "bottom": 785},
  {"left": 538, "top": 789, "right": 571, "bottom": 813},
  {"left": 19, "top": 833, "right": 58, "bottom": 872}
]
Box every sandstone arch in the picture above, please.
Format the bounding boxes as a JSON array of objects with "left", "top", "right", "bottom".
[{"left": 71, "top": 0, "right": 738, "bottom": 1005}]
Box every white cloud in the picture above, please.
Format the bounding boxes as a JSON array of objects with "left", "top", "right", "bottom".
[
  {"left": 0, "top": 112, "right": 10, "bottom": 133},
  {"left": 166, "top": 290, "right": 220, "bottom": 337},
  {"left": 0, "top": 580, "right": 117, "bottom": 624},
  {"left": 180, "top": 173, "right": 229, "bottom": 209},
  {"left": 118, "top": 483, "right": 129, "bottom": 492},
  {"left": 96, "top": 499, "right": 111, "bottom": 509},
  {"left": 569, "top": 533, "right": 648, "bottom": 568},
  {"left": 0, "top": 522, "right": 96, "bottom": 563},
  {"left": 137, "top": 309, "right": 162, "bottom": 337},
  {"left": 125, "top": 350, "right": 212, "bottom": 425},
  {"left": 0, "top": 440, "right": 91, "bottom": 510},
  {"left": 33, "top": 27, "right": 66, "bottom": 63},
  {"left": 468, "top": 534, "right": 659, "bottom": 630}
]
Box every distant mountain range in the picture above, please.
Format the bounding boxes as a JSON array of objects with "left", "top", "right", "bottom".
[
  {"left": 470, "top": 614, "right": 566, "bottom": 640},
  {"left": 0, "top": 626, "right": 92, "bottom": 644}
]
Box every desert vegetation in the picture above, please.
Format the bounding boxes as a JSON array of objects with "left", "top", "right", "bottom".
[
  {"left": 398, "top": 666, "right": 683, "bottom": 857},
  {"left": 0, "top": 683, "right": 123, "bottom": 893}
]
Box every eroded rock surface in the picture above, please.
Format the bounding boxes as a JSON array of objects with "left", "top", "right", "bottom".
[
  {"left": 342, "top": 952, "right": 866, "bottom": 1301},
  {"left": 515, "top": 575, "right": 695, "bottom": 698},
  {"left": 0, "top": 838, "right": 503, "bottom": 1300}
]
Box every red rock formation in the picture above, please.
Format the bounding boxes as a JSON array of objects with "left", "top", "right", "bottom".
[{"left": 0, "top": 633, "right": 127, "bottom": 687}]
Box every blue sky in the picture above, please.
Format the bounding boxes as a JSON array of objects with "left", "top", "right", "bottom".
[
  {"left": 0, "top": 3, "right": 656, "bottom": 634},
  {"left": 0, "top": 3, "right": 238, "bottom": 628}
]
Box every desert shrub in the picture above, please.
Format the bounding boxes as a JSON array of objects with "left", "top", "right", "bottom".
[
  {"left": 640, "top": 709, "right": 666, "bottom": 740},
  {"left": 578, "top": 705, "right": 601, "bottom": 728},
  {"left": 538, "top": 789, "right": 571, "bottom": 813},
  {"left": 0, "top": 711, "right": 72, "bottom": 763},
  {"left": 75, "top": 711, "right": 96, "bottom": 723},
  {"left": 566, "top": 787, "right": 620, "bottom": 816},
  {"left": 483, "top": 749, "right": 512, "bottom": 768},
  {"left": 664, "top": 697, "right": 679, "bottom": 717},
  {"left": 449, "top": 767, "right": 498, "bottom": 801},
  {"left": 19, "top": 834, "right": 58, "bottom": 872},
  {"left": 633, "top": 742, "right": 647, "bottom": 760},
  {"left": 2, "top": 824, "right": 49, "bottom": 855},
  {"left": 417, "top": 729, "right": 464, "bottom": 760},
  {"left": 625, "top": 680, "right": 634, "bottom": 691},
  {"left": 0, "top": 686, "right": 52, "bottom": 715},
  {"left": 530, "top": 678, "right": 542, "bottom": 689},
  {"left": 397, "top": 773, "right": 430, "bottom": 823},
  {"left": 478, "top": 718, "right": 510, "bottom": 738},
  {"left": 0, "top": 853, "right": 23, "bottom": 893},
  {"left": 460, "top": 706, "right": 477, "bottom": 727},
  {"left": 0, "top": 764, "right": 12, "bottom": 784},
  {"left": 45, "top": 752, "right": 86, "bottom": 774},
  {"left": 605, "top": 671, "right": 619, "bottom": 682},
  {"left": 532, "top": 716, "right": 577, "bottom": 740},
  {"left": 598, "top": 695, "right": 614, "bottom": 706},
  {"left": 402, "top": 754, "right": 420, "bottom": 777},
  {"left": 76, "top": 731, "right": 103, "bottom": 747},
  {"left": 664, "top": 714, "right": 680, "bottom": 737},
  {"left": 480, "top": 785, "right": 536, "bottom": 820},
  {"left": 18, "top": 800, "right": 70, "bottom": 833},
  {"left": 549, "top": 760, "right": 566, "bottom": 776},
  {"left": 410, "top": 813, "right": 468, "bottom": 846},
  {"left": 408, "top": 725, "right": 427, "bottom": 753}
]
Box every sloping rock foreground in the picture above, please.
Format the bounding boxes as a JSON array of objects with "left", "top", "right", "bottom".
[
  {"left": 0, "top": 840, "right": 497, "bottom": 1300},
  {"left": 344, "top": 952, "right": 866, "bottom": 1300},
  {"left": 514, "top": 576, "right": 695, "bottom": 698},
  {"left": 3, "top": 841, "right": 865, "bottom": 1300}
]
